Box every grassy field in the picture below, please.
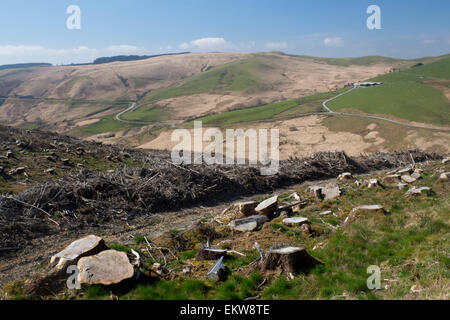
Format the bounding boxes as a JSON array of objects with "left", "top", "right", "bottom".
[
  {"left": 75, "top": 114, "right": 141, "bottom": 136},
  {"left": 404, "top": 56, "right": 450, "bottom": 80},
  {"left": 327, "top": 64, "right": 450, "bottom": 125},
  {"left": 193, "top": 90, "right": 344, "bottom": 126},
  {"left": 295, "top": 55, "right": 404, "bottom": 67},
  {"left": 120, "top": 105, "right": 171, "bottom": 122}
]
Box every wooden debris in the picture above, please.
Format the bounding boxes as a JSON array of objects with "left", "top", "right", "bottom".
[
  {"left": 351, "top": 205, "right": 386, "bottom": 215},
  {"left": 196, "top": 246, "right": 227, "bottom": 261},
  {"left": 207, "top": 256, "right": 226, "bottom": 281},
  {"left": 401, "top": 175, "right": 416, "bottom": 184},
  {"left": 368, "top": 179, "right": 382, "bottom": 189},
  {"left": 45, "top": 168, "right": 55, "bottom": 175},
  {"left": 439, "top": 172, "right": 450, "bottom": 181},
  {"left": 337, "top": 172, "right": 354, "bottom": 182},
  {"left": 397, "top": 167, "right": 414, "bottom": 175},
  {"left": 9, "top": 167, "right": 25, "bottom": 175},
  {"left": 405, "top": 186, "right": 432, "bottom": 197}
]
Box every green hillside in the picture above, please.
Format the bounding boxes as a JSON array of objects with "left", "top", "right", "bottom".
[
  {"left": 403, "top": 56, "right": 450, "bottom": 80},
  {"left": 195, "top": 91, "right": 341, "bottom": 126},
  {"left": 327, "top": 58, "right": 450, "bottom": 125},
  {"left": 122, "top": 56, "right": 274, "bottom": 122}
]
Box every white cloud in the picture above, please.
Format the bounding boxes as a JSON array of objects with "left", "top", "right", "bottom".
[
  {"left": 106, "top": 45, "right": 144, "bottom": 54},
  {"left": 0, "top": 44, "right": 146, "bottom": 65},
  {"left": 265, "top": 42, "right": 288, "bottom": 50},
  {"left": 324, "top": 37, "right": 343, "bottom": 47},
  {"left": 191, "top": 37, "right": 227, "bottom": 50},
  {"left": 179, "top": 37, "right": 229, "bottom": 51},
  {"left": 0, "top": 45, "right": 97, "bottom": 56},
  {"left": 179, "top": 42, "right": 190, "bottom": 50}
]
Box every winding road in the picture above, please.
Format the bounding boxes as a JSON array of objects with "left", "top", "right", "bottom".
[{"left": 112, "top": 84, "right": 449, "bottom": 132}]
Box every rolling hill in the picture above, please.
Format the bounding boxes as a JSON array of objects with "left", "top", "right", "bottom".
[{"left": 326, "top": 56, "right": 450, "bottom": 125}]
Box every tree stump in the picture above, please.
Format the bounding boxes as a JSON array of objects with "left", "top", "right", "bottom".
[
  {"left": 77, "top": 250, "right": 134, "bottom": 285},
  {"left": 237, "top": 201, "right": 258, "bottom": 217},
  {"left": 259, "top": 247, "right": 321, "bottom": 275},
  {"left": 255, "top": 195, "right": 278, "bottom": 218},
  {"left": 50, "top": 235, "right": 107, "bottom": 271}
]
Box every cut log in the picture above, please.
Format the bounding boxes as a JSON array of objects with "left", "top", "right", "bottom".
[
  {"left": 439, "top": 172, "right": 450, "bottom": 181},
  {"left": 282, "top": 217, "right": 309, "bottom": 227},
  {"left": 9, "top": 167, "right": 25, "bottom": 175},
  {"left": 351, "top": 205, "right": 386, "bottom": 215},
  {"left": 196, "top": 246, "right": 227, "bottom": 261},
  {"left": 259, "top": 247, "right": 321, "bottom": 275},
  {"left": 50, "top": 235, "right": 107, "bottom": 270},
  {"left": 207, "top": 256, "right": 226, "bottom": 281},
  {"left": 368, "top": 179, "right": 382, "bottom": 189},
  {"left": 442, "top": 157, "right": 450, "bottom": 164},
  {"left": 228, "top": 215, "right": 269, "bottom": 232},
  {"left": 255, "top": 195, "right": 278, "bottom": 217},
  {"left": 337, "top": 172, "right": 354, "bottom": 182},
  {"left": 77, "top": 250, "right": 134, "bottom": 285},
  {"left": 319, "top": 210, "right": 332, "bottom": 216},
  {"left": 397, "top": 167, "right": 414, "bottom": 175},
  {"left": 237, "top": 201, "right": 258, "bottom": 217},
  {"left": 405, "top": 187, "right": 432, "bottom": 197}
]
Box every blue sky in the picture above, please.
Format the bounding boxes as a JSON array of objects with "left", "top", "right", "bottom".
[{"left": 0, "top": 0, "right": 449, "bottom": 65}]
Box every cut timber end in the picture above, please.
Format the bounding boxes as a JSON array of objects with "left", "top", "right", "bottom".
[
  {"left": 207, "top": 256, "right": 226, "bottom": 282},
  {"left": 282, "top": 217, "right": 309, "bottom": 226},
  {"left": 228, "top": 215, "right": 269, "bottom": 232},
  {"left": 50, "top": 235, "right": 107, "bottom": 270},
  {"left": 255, "top": 195, "right": 278, "bottom": 217},
  {"left": 260, "top": 247, "right": 321, "bottom": 275},
  {"left": 77, "top": 250, "right": 134, "bottom": 286},
  {"left": 351, "top": 205, "right": 386, "bottom": 215}
]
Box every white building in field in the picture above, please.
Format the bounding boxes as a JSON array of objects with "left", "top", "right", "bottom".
[{"left": 353, "top": 82, "right": 382, "bottom": 87}]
